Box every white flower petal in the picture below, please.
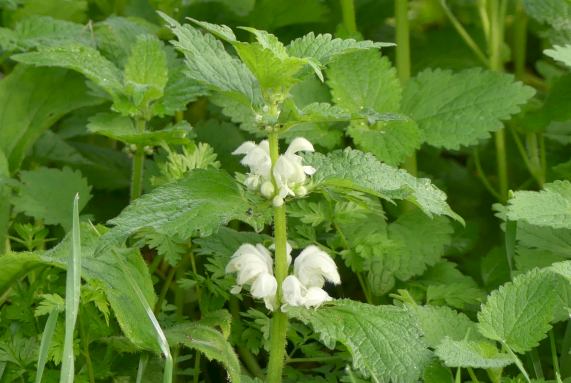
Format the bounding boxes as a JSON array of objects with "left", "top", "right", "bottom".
[
  {"left": 294, "top": 245, "right": 340, "bottom": 288},
  {"left": 232, "top": 141, "right": 257, "bottom": 155},
  {"left": 303, "top": 166, "right": 316, "bottom": 176},
  {"left": 250, "top": 273, "right": 277, "bottom": 299},
  {"left": 282, "top": 275, "right": 306, "bottom": 307},
  {"left": 286, "top": 137, "right": 314, "bottom": 155},
  {"left": 302, "top": 287, "right": 332, "bottom": 308}
]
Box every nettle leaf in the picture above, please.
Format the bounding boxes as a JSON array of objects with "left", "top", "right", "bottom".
[
  {"left": 167, "top": 322, "right": 240, "bottom": 383},
  {"left": 160, "top": 12, "right": 262, "bottom": 106},
  {"left": 477, "top": 268, "right": 559, "bottom": 353},
  {"left": 327, "top": 50, "right": 419, "bottom": 164},
  {"left": 287, "top": 300, "right": 431, "bottom": 383},
  {"left": 306, "top": 148, "right": 462, "bottom": 222},
  {"left": 507, "top": 181, "right": 571, "bottom": 229},
  {"left": 98, "top": 169, "right": 265, "bottom": 252},
  {"left": 287, "top": 32, "right": 392, "bottom": 65},
  {"left": 12, "top": 43, "right": 124, "bottom": 99},
  {"left": 402, "top": 68, "right": 535, "bottom": 149},
  {"left": 545, "top": 45, "right": 571, "bottom": 68},
  {"left": 524, "top": 0, "right": 571, "bottom": 45},
  {"left": 409, "top": 305, "right": 484, "bottom": 349},
  {"left": 435, "top": 338, "right": 513, "bottom": 369},
  {"left": 233, "top": 42, "right": 307, "bottom": 90},
  {"left": 0, "top": 65, "right": 100, "bottom": 172},
  {"left": 13, "top": 167, "right": 92, "bottom": 228},
  {"left": 0, "top": 15, "right": 91, "bottom": 51},
  {"left": 123, "top": 34, "right": 168, "bottom": 108},
  {"left": 87, "top": 113, "right": 192, "bottom": 145}
]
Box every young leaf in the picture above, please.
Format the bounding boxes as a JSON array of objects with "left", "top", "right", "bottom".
[
  {"left": 87, "top": 113, "right": 192, "bottom": 145},
  {"left": 435, "top": 338, "right": 513, "bottom": 369},
  {"left": 60, "top": 194, "right": 82, "bottom": 383},
  {"left": 123, "top": 35, "right": 168, "bottom": 108},
  {"left": 477, "top": 268, "right": 559, "bottom": 353},
  {"left": 545, "top": 45, "right": 571, "bottom": 68},
  {"left": 167, "top": 323, "right": 240, "bottom": 383},
  {"left": 160, "top": 13, "right": 263, "bottom": 106},
  {"left": 402, "top": 68, "right": 535, "bottom": 149},
  {"left": 98, "top": 169, "right": 266, "bottom": 253},
  {"left": 305, "top": 148, "right": 463, "bottom": 222},
  {"left": 12, "top": 43, "right": 124, "bottom": 99},
  {"left": 13, "top": 167, "right": 92, "bottom": 228},
  {"left": 0, "top": 65, "right": 100, "bottom": 172},
  {"left": 507, "top": 181, "right": 571, "bottom": 229},
  {"left": 286, "top": 300, "right": 431, "bottom": 382},
  {"left": 287, "top": 32, "right": 391, "bottom": 65}
]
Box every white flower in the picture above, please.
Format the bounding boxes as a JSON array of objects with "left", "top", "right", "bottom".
[
  {"left": 251, "top": 272, "right": 277, "bottom": 311},
  {"left": 281, "top": 245, "right": 340, "bottom": 310},
  {"left": 232, "top": 140, "right": 272, "bottom": 189},
  {"left": 272, "top": 138, "right": 316, "bottom": 206},
  {"left": 225, "top": 243, "right": 274, "bottom": 293},
  {"left": 293, "top": 245, "right": 341, "bottom": 288}
]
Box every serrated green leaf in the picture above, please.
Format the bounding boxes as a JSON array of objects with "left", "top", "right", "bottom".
[
  {"left": 477, "top": 268, "right": 559, "bottom": 353},
  {"left": 123, "top": 34, "right": 168, "bottom": 108},
  {"left": 0, "top": 65, "right": 100, "bottom": 172},
  {"left": 188, "top": 18, "right": 237, "bottom": 43},
  {"left": 167, "top": 322, "right": 240, "bottom": 382},
  {"left": 545, "top": 44, "right": 571, "bottom": 68},
  {"left": 507, "top": 181, "right": 571, "bottom": 229},
  {"left": 347, "top": 119, "right": 421, "bottom": 165},
  {"left": 402, "top": 68, "right": 535, "bottom": 149},
  {"left": 524, "top": 0, "right": 571, "bottom": 45},
  {"left": 287, "top": 300, "right": 431, "bottom": 383},
  {"left": 160, "top": 12, "right": 262, "bottom": 106},
  {"left": 287, "top": 32, "right": 391, "bottom": 64},
  {"left": 13, "top": 167, "right": 92, "bottom": 228},
  {"left": 409, "top": 305, "right": 483, "bottom": 349},
  {"left": 0, "top": 15, "right": 90, "bottom": 51},
  {"left": 328, "top": 50, "right": 401, "bottom": 113},
  {"left": 98, "top": 169, "right": 265, "bottom": 253},
  {"left": 233, "top": 42, "right": 307, "bottom": 90},
  {"left": 306, "top": 148, "right": 462, "bottom": 222},
  {"left": 435, "top": 338, "right": 513, "bottom": 369},
  {"left": 87, "top": 113, "right": 192, "bottom": 145},
  {"left": 12, "top": 43, "right": 124, "bottom": 99}
]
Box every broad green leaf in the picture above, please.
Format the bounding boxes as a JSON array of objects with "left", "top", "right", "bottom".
[
  {"left": 12, "top": 167, "right": 92, "bottom": 228},
  {"left": 287, "top": 32, "right": 391, "bottom": 64},
  {"left": 524, "top": 0, "right": 571, "bottom": 45},
  {"left": 408, "top": 305, "right": 483, "bottom": 349},
  {"left": 306, "top": 148, "right": 462, "bottom": 222},
  {"left": 98, "top": 169, "right": 266, "bottom": 253},
  {"left": 477, "top": 268, "right": 559, "bottom": 353},
  {"left": 423, "top": 360, "right": 453, "bottom": 383},
  {"left": 0, "top": 15, "right": 90, "bottom": 51},
  {"left": 160, "top": 12, "right": 262, "bottom": 106},
  {"left": 347, "top": 119, "right": 421, "bottom": 165},
  {"left": 123, "top": 35, "right": 168, "bottom": 108},
  {"left": 402, "top": 68, "right": 535, "bottom": 149},
  {"left": 238, "top": 27, "right": 287, "bottom": 58},
  {"left": 87, "top": 113, "right": 192, "bottom": 145},
  {"left": 287, "top": 300, "right": 431, "bottom": 382},
  {"left": 188, "top": 18, "right": 237, "bottom": 43},
  {"left": 507, "top": 181, "right": 571, "bottom": 229},
  {"left": 545, "top": 45, "right": 571, "bottom": 68},
  {"left": 233, "top": 42, "right": 307, "bottom": 90},
  {"left": 435, "top": 338, "right": 513, "bottom": 369},
  {"left": 167, "top": 322, "right": 240, "bottom": 382},
  {"left": 60, "top": 194, "right": 81, "bottom": 383},
  {"left": 12, "top": 43, "right": 124, "bottom": 99},
  {"left": 0, "top": 252, "right": 47, "bottom": 296},
  {"left": 328, "top": 50, "right": 401, "bottom": 113},
  {"left": 0, "top": 65, "right": 100, "bottom": 172}
]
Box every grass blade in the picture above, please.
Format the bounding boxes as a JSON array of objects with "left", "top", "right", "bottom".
[
  {"left": 36, "top": 309, "right": 60, "bottom": 383},
  {"left": 120, "top": 258, "right": 173, "bottom": 383},
  {"left": 60, "top": 193, "right": 82, "bottom": 383}
]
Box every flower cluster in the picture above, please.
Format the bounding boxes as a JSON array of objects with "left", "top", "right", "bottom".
[
  {"left": 225, "top": 243, "right": 340, "bottom": 311},
  {"left": 232, "top": 137, "right": 316, "bottom": 207}
]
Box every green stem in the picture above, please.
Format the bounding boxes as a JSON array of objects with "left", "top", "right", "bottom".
[
  {"left": 472, "top": 148, "right": 502, "bottom": 200},
  {"left": 495, "top": 129, "right": 509, "bottom": 202},
  {"left": 130, "top": 118, "right": 146, "bottom": 201},
  {"left": 340, "top": 0, "right": 358, "bottom": 36},
  {"left": 529, "top": 348, "right": 544, "bottom": 379},
  {"left": 287, "top": 356, "right": 343, "bottom": 364},
  {"left": 504, "top": 343, "right": 531, "bottom": 383},
  {"left": 550, "top": 330, "right": 562, "bottom": 381},
  {"left": 526, "top": 133, "right": 544, "bottom": 186},
  {"left": 193, "top": 352, "right": 201, "bottom": 383},
  {"left": 513, "top": 0, "right": 527, "bottom": 80},
  {"left": 467, "top": 367, "right": 480, "bottom": 383},
  {"left": 266, "top": 131, "right": 289, "bottom": 383},
  {"left": 155, "top": 266, "right": 177, "bottom": 314},
  {"left": 560, "top": 321, "right": 571, "bottom": 376}
]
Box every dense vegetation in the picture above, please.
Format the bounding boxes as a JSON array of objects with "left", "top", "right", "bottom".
[{"left": 1, "top": 0, "right": 571, "bottom": 382}]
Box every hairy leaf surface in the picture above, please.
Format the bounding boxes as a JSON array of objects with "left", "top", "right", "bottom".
[{"left": 435, "top": 338, "right": 513, "bottom": 368}]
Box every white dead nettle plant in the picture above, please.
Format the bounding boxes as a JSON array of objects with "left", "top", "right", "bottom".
[{"left": 232, "top": 137, "right": 316, "bottom": 206}]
